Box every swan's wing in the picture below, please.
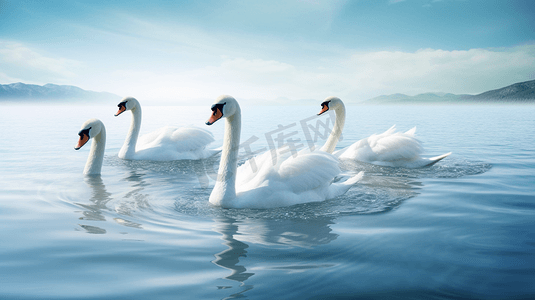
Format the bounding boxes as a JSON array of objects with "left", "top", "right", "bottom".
[
  {"left": 368, "top": 130, "right": 424, "bottom": 162},
  {"left": 236, "top": 150, "right": 279, "bottom": 190},
  {"left": 138, "top": 126, "right": 214, "bottom": 152},
  {"left": 236, "top": 146, "right": 318, "bottom": 189},
  {"left": 237, "top": 149, "right": 340, "bottom": 194},
  {"left": 404, "top": 126, "right": 417, "bottom": 137},
  {"left": 333, "top": 138, "right": 367, "bottom": 158},
  {"left": 169, "top": 126, "right": 215, "bottom": 151},
  {"left": 277, "top": 151, "right": 341, "bottom": 194},
  {"left": 335, "top": 126, "right": 423, "bottom": 163},
  {"left": 334, "top": 126, "right": 398, "bottom": 159},
  {"left": 136, "top": 127, "right": 165, "bottom": 146},
  {"left": 233, "top": 149, "right": 362, "bottom": 208}
]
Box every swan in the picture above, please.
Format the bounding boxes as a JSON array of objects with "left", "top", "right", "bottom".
[
  {"left": 115, "top": 97, "right": 219, "bottom": 160},
  {"left": 318, "top": 97, "right": 451, "bottom": 168},
  {"left": 205, "top": 95, "right": 364, "bottom": 209},
  {"left": 74, "top": 118, "right": 106, "bottom": 175}
]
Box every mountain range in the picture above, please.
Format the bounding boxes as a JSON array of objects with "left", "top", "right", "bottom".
[
  {"left": 365, "top": 79, "right": 535, "bottom": 104},
  {"left": 1, "top": 79, "right": 534, "bottom": 104},
  {"left": 0, "top": 83, "right": 121, "bottom": 103}
]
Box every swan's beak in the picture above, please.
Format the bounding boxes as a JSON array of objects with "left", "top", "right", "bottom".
[
  {"left": 115, "top": 106, "right": 126, "bottom": 117},
  {"left": 206, "top": 108, "right": 223, "bottom": 125},
  {"left": 318, "top": 105, "right": 329, "bottom": 116},
  {"left": 75, "top": 134, "right": 89, "bottom": 150}
]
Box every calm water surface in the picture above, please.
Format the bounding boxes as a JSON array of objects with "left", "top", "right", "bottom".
[{"left": 0, "top": 103, "right": 534, "bottom": 299}]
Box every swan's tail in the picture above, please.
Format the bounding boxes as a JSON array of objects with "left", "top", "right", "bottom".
[
  {"left": 327, "top": 171, "right": 364, "bottom": 199},
  {"left": 343, "top": 171, "right": 365, "bottom": 186},
  {"left": 206, "top": 148, "right": 222, "bottom": 157},
  {"left": 423, "top": 152, "right": 452, "bottom": 167}
]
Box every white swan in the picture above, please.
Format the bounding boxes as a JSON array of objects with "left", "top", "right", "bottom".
[
  {"left": 74, "top": 118, "right": 106, "bottom": 175},
  {"left": 318, "top": 97, "right": 451, "bottom": 168},
  {"left": 115, "top": 97, "right": 218, "bottom": 161},
  {"left": 205, "top": 95, "right": 364, "bottom": 209}
]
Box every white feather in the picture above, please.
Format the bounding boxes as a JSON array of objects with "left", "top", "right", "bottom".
[
  {"left": 116, "top": 97, "right": 219, "bottom": 161},
  {"left": 320, "top": 97, "right": 451, "bottom": 168},
  {"left": 207, "top": 96, "right": 363, "bottom": 209},
  {"left": 74, "top": 118, "right": 106, "bottom": 175}
]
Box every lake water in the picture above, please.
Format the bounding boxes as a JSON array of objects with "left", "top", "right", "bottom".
[{"left": 0, "top": 103, "right": 534, "bottom": 299}]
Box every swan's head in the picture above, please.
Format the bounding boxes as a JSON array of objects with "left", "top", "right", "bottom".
[
  {"left": 115, "top": 97, "right": 139, "bottom": 116},
  {"left": 75, "top": 118, "right": 104, "bottom": 150},
  {"left": 206, "top": 95, "right": 239, "bottom": 125},
  {"left": 318, "top": 96, "right": 343, "bottom": 115}
]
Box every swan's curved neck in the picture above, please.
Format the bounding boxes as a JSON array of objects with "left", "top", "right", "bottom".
[
  {"left": 119, "top": 106, "right": 142, "bottom": 158},
  {"left": 320, "top": 103, "right": 345, "bottom": 153},
  {"left": 84, "top": 128, "right": 106, "bottom": 175},
  {"left": 210, "top": 108, "right": 241, "bottom": 206}
]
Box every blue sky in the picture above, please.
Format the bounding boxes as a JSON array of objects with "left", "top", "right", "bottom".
[{"left": 1, "top": 0, "right": 534, "bottom": 104}]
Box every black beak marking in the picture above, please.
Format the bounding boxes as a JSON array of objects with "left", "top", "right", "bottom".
[
  {"left": 206, "top": 102, "right": 226, "bottom": 125},
  {"left": 318, "top": 100, "right": 331, "bottom": 115},
  {"left": 78, "top": 127, "right": 91, "bottom": 137}
]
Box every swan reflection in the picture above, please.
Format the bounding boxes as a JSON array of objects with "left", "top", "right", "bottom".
[
  {"left": 115, "top": 170, "right": 150, "bottom": 219},
  {"left": 211, "top": 215, "right": 338, "bottom": 298},
  {"left": 77, "top": 176, "right": 112, "bottom": 222},
  {"left": 75, "top": 175, "right": 112, "bottom": 234},
  {"left": 213, "top": 218, "right": 255, "bottom": 284},
  {"left": 76, "top": 171, "right": 148, "bottom": 234}
]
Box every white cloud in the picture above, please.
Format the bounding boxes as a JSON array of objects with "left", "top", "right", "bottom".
[
  {"left": 106, "top": 45, "right": 535, "bottom": 104},
  {"left": 345, "top": 45, "right": 535, "bottom": 98},
  {"left": 2, "top": 39, "right": 534, "bottom": 104},
  {"left": 101, "top": 57, "right": 335, "bottom": 103},
  {"left": 184, "top": 45, "right": 535, "bottom": 102},
  {"left": 0, "top": 41, "right": 82, "bottom": 84},
  {"left": 0, "top": 71, "right": 20, "bottom": 83}
]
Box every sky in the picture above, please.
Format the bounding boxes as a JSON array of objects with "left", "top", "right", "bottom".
[{"left": 1, "top": 0, "right": 534, "bottom": 104}]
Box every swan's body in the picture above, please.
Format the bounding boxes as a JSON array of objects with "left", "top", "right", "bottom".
[
  {"left": 205, "top": 95, "right": 363, "bottom": 209},
  {"left": 318, "top": 97, "right": 451, "bottom": 168},
  {"left": 75, "top": 119, "right": 106, "bottom": 175},
  {"left": 115, "top": 97, "right": 218, "bottom": 161}
]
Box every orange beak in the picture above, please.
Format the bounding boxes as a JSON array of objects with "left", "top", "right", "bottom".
[
  {"left": 75, "top": 134, "right": 89, "bottom": 150},
  {"left": 206, "top": 108, "right": 223, "bottom": 125},
  {"left": 318, "top": 104, "right": 329, "bottom": 116},
  {"left": 115, "top": 106, "right": 126, "bottom": 116}
]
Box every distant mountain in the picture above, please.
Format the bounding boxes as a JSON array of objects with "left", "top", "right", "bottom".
[
  {"left": 0, "top": 82, "right": 121, "bottom": 103},
  {"left": 469, "top": 79, "right": 535, "bottom": 101},
  {"left": 365, "top": 79, "right": 535, "bottom": 104},
  {"left": 368, "top": 93, "right": 410, "bottom": 103},
  {"left": 366, "top": 92, "right": 471, "bottom": 104}
]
